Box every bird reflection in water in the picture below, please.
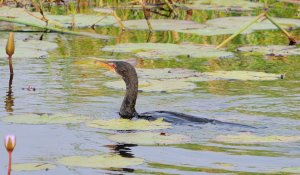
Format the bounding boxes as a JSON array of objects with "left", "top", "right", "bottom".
[
  {"left": 5, "top": 74, "right": 14, "bottom": 112},
  {"left": 105, "top": 143, "right": 137, "bottom": 173},
  {"left": 105, "top": 143, "right": 137, "bottom": 158}
]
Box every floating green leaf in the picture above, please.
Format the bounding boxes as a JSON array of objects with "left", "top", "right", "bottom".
[
  {"left": 102, "top": 43, "right": 234, "bottom": 59},
  {"left": 281, "top": 166, "right": 300, "bottom": 173},
  {"left": 280, "top": 0, "right": 300, "bottom": 5},
  {"left": 105, "top": 79, "right": 196, "bottom": 92},
  {"left": 134, "top": 68, "right": 200, "bottom": 79},
  {"left": 174, "top": 143, "right": 285, "bottom": 157},
  {"left": 12, "top": 163, "right": 56, "bottom": 171},
  {"left": 214, "top": 133, "right": 300, "bottom": 144},
  {"left": 179, "top": 17, "right": 300, "bottom": 36},
  {"left": 237, "top": 45, "right": 300, "bottom": 56},
  {"left": 0, "top": 39, "right": 57, "bottom": 59},
  {"left": 199, "top": 71, "right": 281, "bottom": 81},
  {"left": 17, "top": 14, "right": 116, "bottom": 28},
  {"left": 108, "top": 132, "right": 191, "bottom": 145},
  {"left": 103, "top": 68, "right": 281, "bottom": 92},
  {"left": 0, "top": 6, "right": 28, "bottom": 18},
  {"left": 86, "top": 118, "right": 171, "bottom": 130},
  {"left": 57, "top": 154, "right": 144, "bottom": 168},
  {"left": 2, "top": 113, "right": 87, "bottom": 124},
  {"left": 121, "top": 19, "right": 204, "bottom": 31},
  {"left": 115, "top": 16, "right": 300, "bottom": 35},
  {"left": 93, "top": 8, "right": 114, "bottom": 14},
  {"left": 186, "top": 0, "right": 263, "bottom": 11},
  {"left": 0, "top": 7, "right": 116, "bottom": 28}
]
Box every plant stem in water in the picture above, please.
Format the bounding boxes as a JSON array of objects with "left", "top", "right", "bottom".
[
  {"left": 216, "top": 12, "right": 266, "bottom": 49},
  {"left": 8, "top": 55, "right": 13, "bottom": 75},
  {"left": 8, "top": 151, "right": 12, "bottom": 175},
  {"left": 265, "top": 14, "right": 297, "bottom": 45}
]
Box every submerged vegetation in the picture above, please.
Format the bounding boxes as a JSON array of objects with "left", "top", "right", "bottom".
[{"left": 0, "top": 0, "right": 300, "bottom": 174}]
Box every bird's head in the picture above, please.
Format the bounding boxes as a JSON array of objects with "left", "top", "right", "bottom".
[{"left": 94, "top": 60, "right": 137, "bottom": 81}]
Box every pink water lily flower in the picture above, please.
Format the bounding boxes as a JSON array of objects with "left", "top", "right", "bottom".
[{"left": 5, "top": 135, "right": 16, "bottom": 152}]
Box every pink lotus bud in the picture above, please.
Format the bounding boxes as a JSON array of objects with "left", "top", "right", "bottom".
[{"left": 5, "top": 135, "right": 16, "bottom": 152}]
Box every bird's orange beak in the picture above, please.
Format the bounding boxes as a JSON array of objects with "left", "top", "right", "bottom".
[{"left": 94, "top": 60, "right": 116, "bottom": 72}]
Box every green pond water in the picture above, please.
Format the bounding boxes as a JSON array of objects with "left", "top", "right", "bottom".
[{"left": 0, "top": 1, "right": 300, "bottom": 174}]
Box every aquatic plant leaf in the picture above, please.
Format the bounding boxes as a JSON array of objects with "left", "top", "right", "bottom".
[
  {"left": 135, "top": 69, "right": 281, "bottom": 81},
  {"left": 17, "top": 14, "right": 116, "bottom": 28},
  {"left": 178, "top": 17, "right": 300, "bottom": 36},
  {"left": 237, "top": 45, "right": 300, "bottom": 56},
  {"left": 115, "top": 16, "right": 300, "bottom": 35},
  {"left": 175, "top": 143, "right": 285, "bottom": 157},
  {"left": 108, "top": 132, "right": 191, "bottom": 145},
  {"left": 121, "top": 19, "right": 205, "bottom": 31},
  {"left": 105, "top": 79, "right": 196, "bottom": 92},
  {"left": 0, "top": 7, "right": 116, "bottom": 28},
  {"left": 102, "top": 43, "right": 234, "bottom": 59},
  {"left": 0, "top": 6, "right": 29, "bottom": 18},
  {"left": 93, "top": 8, "right": 114, "bottom": 14},
  {"left": 135, "top": 68, "right": 202, "bottom": 79},
  {"left": 86, "top": 118, "right": 171, "bottom": 130},
  {"left": 12, "top": 163, "right": 56, "bottom": 171},
  {"left": 186, "top": 0, "right": 263, "bottom": 11},
  {"left": 2, "top": 113, "right": 87, "bottom": 124},
  {"left": 280, "top": 0, "right": 300, "bottom": 5},
  {"left": 199, "top": 71, "right": 281, "bottom": 81},
  {"left": 214, "top": 162, "right": 235, "bottom": 168},
  {"left": 281, "top": 166, "right": 300, "bottom": 173},
  {"left": 104, "top": 67, "right": 281, "bottom": 91},
  {"left": 0, "top": 39, "right": 57, "bottom": 59},
  {"left": 57, "top": 154, "right": 144, "bottom": 168},
  {"left": 0, "top": 7, "right": 115, "bottom": 29},
  {"left": 215, "top": 133, "right": 300, "bottom": 144}
]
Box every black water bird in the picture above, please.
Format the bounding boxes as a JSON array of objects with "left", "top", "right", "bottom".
[{"left": 95, "top": 60, "right": 253, "bottom": 127}]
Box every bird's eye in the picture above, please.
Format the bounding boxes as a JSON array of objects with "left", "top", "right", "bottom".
[{"left": 108, "top": 63, "right": 116, "bottom": 69}]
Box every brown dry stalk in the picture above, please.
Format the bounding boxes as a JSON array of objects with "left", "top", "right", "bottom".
[
  {"left": 111, "top": 10, "right": 125, "bottom": 31},
  {"left": 137, "top": 0, "right": 153, "bottom": 32},
  {"left": 91, "top": 13, "right": 110, "bottom": 29}
]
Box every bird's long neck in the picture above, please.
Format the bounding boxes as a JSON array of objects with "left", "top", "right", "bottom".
[{"left": 119, "top": 68, "right": 138, "bottom": 119}]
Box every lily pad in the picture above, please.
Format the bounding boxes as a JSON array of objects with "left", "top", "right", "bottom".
[
  {"left": 102, "top": 43, "right": 234, "bottom": 59},
  {"left": 237, "top": 45, "right": 300, "bottom": 56},
  {"left": 0, "top": 39, "right": 57, "bottom": 59},
  {"left": 200, "top": 71, "right": 281, "bottom": 81},
  {"left": 2, "top": 113, "right": 87, "bottom": 124},
  {"left": 86, "top": 118, "right": 171, "bottom": 130},
  {"left": 280, "top": 0, "right": 300, "bottom": 5},
  {"left": 178, "top": 17, "right": 300, "bottom": 36},
  {"left": 17, "top": 14, "right": 116, "bottom": 28},
  {"left": 0, "top": 6, "right": 28, "bottom": 18},
  {"left": 134, "top": 68, "right": 200, "bottom": 79},
  {"left": 12, "top": 163, "right": 56, "bottom": 171},
  {"left": 93, "top": 8, "right": 114, "bottom": 14},
  {"left": 103, "top": 68, "right": 281, "bottom": 92},
  {"left": 214, "top": 133, "right": 300, "bottom": 144},
  {"left": 0, "top": 7, "right": 116, "bottom": 28},
  {"left": 104, "top": 79, "right": 196, "bottom": 92},
  {"left": 57, "top": 154, "right": 144, "bottom": 168},
  {"left": 108, "top": 132, "right": 191, "bottom": 145},
  {"left": 281, "top": 166, "right": 300, "bottom": 173},
  {"left": 116, "top": 16, "right": 300, "bottom": 35},
  {"left": 121, "top": 19, "right": 205, "bottom": 31},
  {"left": 186, "top": 0, "right": 263, "bottom": 11}
]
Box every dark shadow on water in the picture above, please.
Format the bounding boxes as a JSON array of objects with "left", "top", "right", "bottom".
[
  {"left": 105, "top": 143, "right": 137, "bottom": 158},
  {"left": 5, "top": 74, "right": 14, "bottom": 113}
]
